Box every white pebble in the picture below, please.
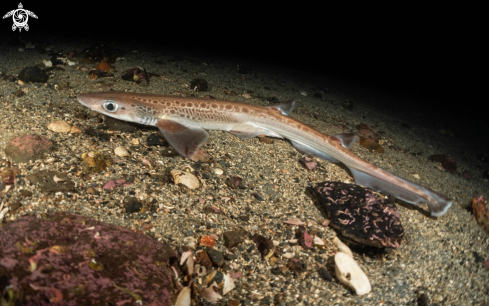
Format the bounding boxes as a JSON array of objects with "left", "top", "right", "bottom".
[
  {"left": 114, "top": 146, "right": 130, "bottom": 157},
  {"left": 47, "top": 121, "right": 71, "bottom": 133},
  {"left": 214, "top": 168, "right": 223, "bottom": 175}
]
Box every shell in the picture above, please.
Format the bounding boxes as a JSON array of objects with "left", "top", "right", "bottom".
[
  {"left": 175, "top": 287, "right": 191, "bottom": 306},
  {"left": 334, "top": 252, "right": 371, "bottom": 295},
  {"left": 47, "top": 121, "right": 71, "bottom": 133},
  {"left": 222, "top": 273, "right": 236, "bottom": 295},
  {"left": 171, "top": 169, "right": 200, "bottom": 189},
  {"left": 333, "top": 237, "right": 353, "bottom": 258},
  {"left": 214, "top": 168, "right": 223, "bottom": 175},
  {"left": 114, "top": 146, "right": 130, "bottom": 157},
  {"left": 44, "top": 157, "right": 57, "bottom": 164}
]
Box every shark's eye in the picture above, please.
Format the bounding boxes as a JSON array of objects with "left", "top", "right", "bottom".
[{"left": 103, "top": 101, "right": 119, "bottom": 112}]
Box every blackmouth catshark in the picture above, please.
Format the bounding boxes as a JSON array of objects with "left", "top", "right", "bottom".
[{"left": 77, "top": 92, "right": 452, "bottom": 216}]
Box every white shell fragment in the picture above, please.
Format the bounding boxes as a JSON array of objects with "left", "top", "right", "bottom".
[
  {"left": 53, "top": 175, "right": 65, "bottom": 183},
  {"left": 214, "top": 168, "right": 223, "bottom": 175},
  {"left": 175, "top": 287, "right": 191, "bottom": 306},
  {"left": 114, "top": 146, "right": 130, "bottom": 157},
  {"left": 47, "top": 121, "right": 71, "bottom": 133},
  {"left": 44, "top": 157, "right": 57, "bottom": 164},
  {"left": 334, "top": 252, "right": 371, "bottom": 295},
  {"left": 171, "top": 169, "right": 200, "bottom": 189},
  {"left": 222, "top": 273, "right": 236, "bottom": 295},
  {"left": 333, "top": 237, "right": 353, "bottom": 258},
  {"left": 183, "top": 236, "right": 197, "bottom": 249}
]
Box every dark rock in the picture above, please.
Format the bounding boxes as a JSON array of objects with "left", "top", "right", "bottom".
[
  {"left": 124, "top": 197, "right": 142, "bottom": 214},
  {"left": 9, "top": 201, "right": 22, "bottom": 214},
  {"left": 286, "top": 258, "right": 304, "bottom": 273},
  {"left": 417, "top": 293, "right": 429, "bottom": 306},
  {"left": 313, "top": 181, "right": 404, "bottom": 249},
  {"left": 147, "top": 133, "right": 167, "bottom": 146},
  {"left": 12, "top": 89, "right": 24, "bottom": 97},
  {"left": 26, "top": 170, "right": 75, "bottom": 193},
  {"left": 79, "top": 43, "right": 116, "bottom": 62},
  {"left": 160, "top": 147, "right": 179, "bottom": 157},
  {"left": 237, "top": 66, "right": 251, "bottom": 74},
  {"left": 205, "top": 248, "right": 224, "bottom": 266},
  {"left": 0, "top": 212, "right": 176, "bottom": 305},
  {"left": 429, "top": 154, "right": 457, "bottom": 173},
  {"left": 226, "top": 176, "right": 243, "bottom": 189},
  {"left": 318, "top": 267, "right": 333, "bottom": 281},
  {"left": 341, "top": 100, "right": 353, "bottom": 111},
  {"left": 121, "top": 67, "right": 150, "bottom": 86},
  {"left": 195, "top": 250, "right": 213, "bottom": 267},
  {"left": 271, "top": 266, "right": 282, "bottom": 275},
  {"left": 20, "top": 190, "right": 32, "bottom": 198},
  {"left": 251, "top": 234, "right": 275, "bottom": 258},
  {"left": 190, "top": 78, "right": 208, "bottom": 92},
  {"left": 296, "top": 226, "right": 313, "bottom": 250},
  {"left": 18, "top": 66, "right": 48, "bottom": 83},
  {"left": 259, "top": 297, "right": 272, "bottom": 305},
  {"left": 5, "top": 134, "right": 53, "bottom": 163},
  {"left": 223, "top": 230, "right": 249, "bottom": 248},
  {"left": 104, "top": 117, "right": 137, "bottom": 133},
  {"left": 84, "top": 128, "right": 110, "bottom": 141}
]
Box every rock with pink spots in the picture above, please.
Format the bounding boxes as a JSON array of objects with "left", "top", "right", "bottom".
[{"left": 313, "top": 181, "right": 404, "bottom": 249}]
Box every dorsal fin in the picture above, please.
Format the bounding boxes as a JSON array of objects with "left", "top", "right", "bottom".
[{"left": 267, "top": 100, "right": 295, "bottom": 116}]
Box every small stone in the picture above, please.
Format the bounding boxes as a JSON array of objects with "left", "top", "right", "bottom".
[
  {"left": 242, "top": 93, "right": 252, "bottom": 99},
  {"left": 206, "top": 248, "right": 224, "bottom": 266},
  {"left": 297, "top": 226, "right": 313, "bottom": 250},
  {"left": 274, "top": 293, "right": 285, "bottom": 305},
  {"left": 318, "top": 267, "right": 333, "bottom": 281},
  {"left": 190, "top": 78, "right": 208, "bottom": 91},
  {"left": 214, "top": 168, "right": 223, "bottom": 175},
  {"left": 161, "top": 147, "right": 179, "bottom": 157},
  {"left": 114, "top": 146, "right": 130, "bottom": 157},
  {"left": 195, "top": 250, "right": 213, "bottom": 267},
  {"left": 124, "top": 197, "right": 142, "bottom": 214},
  {"left": 417, "top": 293, "right": 429, "bottom": 306},
  {"left": 286, "top": 258, "right": 304, "bottom": 273},
  {"left": 18, "top": 66, "right": 48, "bottom": 83},
  {"left": 223, "top": 230, "right": 248, "bottom": 248},
  {"left": 48, "top": 121, "right": 72, "bottom": 133},
  {"left": 20, "top": 190, "right": 33, "bottom": 198},
  {"left": 86, "top": 187, "right": 98, "bottom": 194},
  {"left": 147, "top": 133, "right": 167, "bottom": 146},
  {"left": 9, "top": 201, "right": 22, "bottom": 214}
]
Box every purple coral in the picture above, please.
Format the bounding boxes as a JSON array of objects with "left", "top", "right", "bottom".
[{"left": 0, "top": 212, "right": 177, "bottom": 305}]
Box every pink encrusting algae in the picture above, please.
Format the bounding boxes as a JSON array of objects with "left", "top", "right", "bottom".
[{"left": 0, "top": 212, "right": 177, "bottom": 305}]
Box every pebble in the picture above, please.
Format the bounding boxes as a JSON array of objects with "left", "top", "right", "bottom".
[
  {"left": 114, "top": 146, "right": 130, "bottom": 157},
  {"left": 48, "top": 121, "right": 71, "bottom": 133},
  {"left": 242, "top": 93, "right": 252, "bottom": 99},
  {"left": 214, "top": 168, "right": 223, "bottom": 175}
]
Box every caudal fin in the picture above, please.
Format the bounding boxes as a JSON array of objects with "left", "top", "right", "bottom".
[{"left": 350, "top": 168, "right": 452, "bottom": 216}]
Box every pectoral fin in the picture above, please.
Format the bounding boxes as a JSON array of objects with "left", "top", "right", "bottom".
[{"left": 156, "top": 119, "right": 209, "bottom": 161}]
